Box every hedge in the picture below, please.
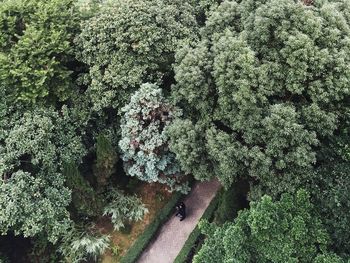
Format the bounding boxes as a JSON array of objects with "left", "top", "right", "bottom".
[
  {"left": 120, "top": 191, "right": 184, "bottom": 263},
  {"left": 173, "top": 189, "right": 222, "bottom": 263}
]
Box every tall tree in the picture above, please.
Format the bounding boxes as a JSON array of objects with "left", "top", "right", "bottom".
[
  {"left": 94, "top": 134, "right": 118, "bottom": 189},
  {"left": 168, "top": 0, "right": 350, "bottom": 194}
]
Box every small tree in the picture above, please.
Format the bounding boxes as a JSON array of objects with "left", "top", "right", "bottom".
[
  {"left": 119, "top": 83, "right": 188, "bottom": 192},
  {"left": 64, "top": 162, "right": 101, "bottom": 218},
  {"left": 94, "top": 134, "right": 118, "bottom": 189}
]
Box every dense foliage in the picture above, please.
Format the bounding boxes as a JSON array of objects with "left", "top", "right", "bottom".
[
  {"left": 168, "top": 0, "right": 350, "bottom": 194},
  {"left": 75, "top": 0, "right": 198, "bottom": 112},
  {"left": 194, "top": 190, "right": 341, "bottom": 263},
  {"left": 0, "top": 108, "right": 86, "bottom": 243},
  {"left": 1, "top": 0, "right": 349, "bottom": 261},
  {"left": 309, "top": 163, "right": 350, "bottom": 256},
  {"left": 0, "top": 0, "right": 79, "bottom": 104}
]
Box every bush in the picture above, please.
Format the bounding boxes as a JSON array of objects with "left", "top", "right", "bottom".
[
  {"left": 103, "top": 188, "right": 148, "bottom": 231},
  {"left": 59, "top": 226, "right": 110, "bottom": 263},
  {"left": 214, "top": 189, "right": 238, "bottom": 224}
]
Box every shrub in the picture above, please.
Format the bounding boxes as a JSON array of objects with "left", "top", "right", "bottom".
[
  {"left": 214, "top": 180, "right": 249, "bottom": 225},
  {"left": 59, "top": 226, "right": 110, "bottom": 263},
  {"left": 103, "top": 188, "right": 148, "bottom": 231}
]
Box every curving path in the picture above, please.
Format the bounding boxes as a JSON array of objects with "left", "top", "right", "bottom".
[{"left": 136, "top": 179, "right": 221, "bottom": 263}]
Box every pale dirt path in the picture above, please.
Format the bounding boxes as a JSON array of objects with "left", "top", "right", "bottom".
[{"left": 136, "top": 179, "right": 221, "bottom": 263}]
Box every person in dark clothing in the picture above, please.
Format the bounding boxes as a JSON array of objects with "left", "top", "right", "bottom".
[{"left": 175, "top": 202, "right": 186, "bottom": 221}]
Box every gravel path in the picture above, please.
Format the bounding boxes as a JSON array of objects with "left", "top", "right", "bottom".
[{"left": 136, "top": 179, "right": 221, "bottom": 263}]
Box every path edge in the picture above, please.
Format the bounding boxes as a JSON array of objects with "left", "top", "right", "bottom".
[{"left": 173, "top": 188, "right": 222, "bottom": 263}]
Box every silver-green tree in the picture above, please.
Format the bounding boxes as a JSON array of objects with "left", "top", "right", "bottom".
[{"left": 119, "top": 83, "right": 188, "bottom": 192}]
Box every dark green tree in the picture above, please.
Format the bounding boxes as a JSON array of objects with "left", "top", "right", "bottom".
[
  {"left": 309, "top": 163, "right": 350, "bottom": 257},
  {"left": 194, "top": 190, "right": 342, "bottom": 263},
  {"left": 64, "top": 162, "right": 101, "bottom": 218}
]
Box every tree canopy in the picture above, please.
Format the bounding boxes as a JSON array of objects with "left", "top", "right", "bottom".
[
  {"left": 194, "top": 190, "right": 343, "bottom": 263},
  {"left": 0, "top": 0, "right": 79, "bottom": 104},
  {"left": 75, "top": 0, "right": 198, "bottom": 112},
  {"left": 1, "top": 0, "right": 350, "bottom": 261},
  {"left": 168, "top": 0, "right": 350, "bottom": 195},
  {"left": 0, "top": 108, "right": 86, "bottom": 243}
]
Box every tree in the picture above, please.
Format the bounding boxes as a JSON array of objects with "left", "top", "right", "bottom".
[
  {"left": 93, "top": 134, "right": 118, "bottom": 189},
  {"left": 0, "top": 108, "right": 86, "bottom": 243},
  {"left": 194, "top": 190, "right": 337, "bottom": 263},
  {"left": 63, "top": 162, "right": 101, "bottom": 218},
  {"left": 168, "top": 0, "right": 350, "bottom": 193},
  {"left": 119, "top": 83, "right": 188, "bottom": 192},
  {"left": 75, "top": 0, "right": 198, "bottom": 112},
  {"left": 0, "top": 0, "right": 80, "bottom": 104},
  {"left": 309, "top": 163, "right": 350, "bottom": 257}
]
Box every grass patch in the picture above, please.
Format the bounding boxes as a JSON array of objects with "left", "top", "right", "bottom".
[{"left": 173, "top": 190, "right": 221, "bottom": 263}]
